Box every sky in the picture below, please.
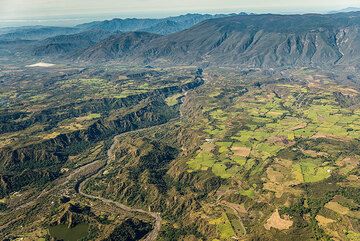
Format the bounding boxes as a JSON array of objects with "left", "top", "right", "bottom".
[{"left": 0, "top": 0, "right": 360, "bottom": 27}]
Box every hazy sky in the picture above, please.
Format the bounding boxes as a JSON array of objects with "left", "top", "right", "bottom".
[{"left": 0, "top": 0, "right": 359, "bottom": 26}]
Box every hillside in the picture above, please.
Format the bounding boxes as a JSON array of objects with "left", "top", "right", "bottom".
[
  {"left": 74, "top": 12, "right": 360, "bottom": 68},
  {"left": 137, "top": 12, "right": 360, "bottom": 67},
  {"left": 33, "top": 29, "right": 114, "bottom": 57},
  {"left": 77, "top": 13, "right": 243, "bottom": 34},
  {"left": 0, "top": 26, "right": 78, "bottom": 41},
  {"left": 1, "top": 64, "right": 359, "bottom": 241},
  {"left": 76, "top": 32, "right": 161, "bottom": 61},
  {"left": 5, "top": 12, "right": 360, "bottom": 68},
  {"left": 1, "top": 3, "right": 360, "bottom": 240}
]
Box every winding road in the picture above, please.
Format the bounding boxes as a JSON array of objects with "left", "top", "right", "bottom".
[
  {"left": 77, "top": 85, "right": 196, "bottom": 240},
  {"left": 0, "top": 75, "right": 202, "bottom": 239},
  {"left": 77, "top": 120, "right": 179, "bottom": 241}
]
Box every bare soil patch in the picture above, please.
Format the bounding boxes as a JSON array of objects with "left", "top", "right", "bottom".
[
  {"left": 264, "top": 209, "right": 293, "bottom": 230},
  {"left": 231, "top": 146, "right": 251, "bottom": 157}
]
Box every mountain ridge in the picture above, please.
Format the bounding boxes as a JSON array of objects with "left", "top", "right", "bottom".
[
  {"left": 33, "top": 29, "right": 114, "bottom": 57},
  {"left": 3, "top": 12, "right": 360, "bottom": 68},
  {"left": 75, "top": 32, "right": 161, "bottom": 61},
  {"left": 76, "top": 13, "right": 246, "bottom": 34},
  {"left": 73, "top": 12, "right": 360, "bottom": 68},
  {"left": 329, "top": 7, "right": 360, "bottom": 14}
]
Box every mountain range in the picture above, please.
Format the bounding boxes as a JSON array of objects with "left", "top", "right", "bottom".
[
  {"left": 2, "top": 11, "right": 360, "bottom": 68},
  {"left": 77, "top": 13, "right": 244, "bottom": 34},
  {"left": 0, "top": 13, "right": 244, "bottom": 41},
  {"left": 329, "top": 7, "right": 360, "bottom": 14},
  {"left": 73, "top": 12, "right": 360, "bottom": 68}
]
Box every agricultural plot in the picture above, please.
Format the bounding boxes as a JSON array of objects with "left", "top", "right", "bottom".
[
  {"left": 0, "top": 67, "right": 198, "bottom": 150},
  {"left": 186, "top": 69, "right": 360, "bottom": 240},
  {"left": 1, "top": 65, "right": 359, "bottom": 241},
  {"left": 0, "top": 65, "right": 206, "bottom": 240},
  {"left": 188, "top": 76, "right": 360, "bottom": 182},
  {"left": 209, "top": 212, "right": 236, "bottom": 240},
  {"left": 315, "top": 195, "right": 360, "bottom": 240},
  {"left": 208, "top": 205, "right": 247, "bottom": 240}
]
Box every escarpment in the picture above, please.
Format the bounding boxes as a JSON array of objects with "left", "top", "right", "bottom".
[{"left": 0, "top": 77, "right": 203, "bottom": 135}]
